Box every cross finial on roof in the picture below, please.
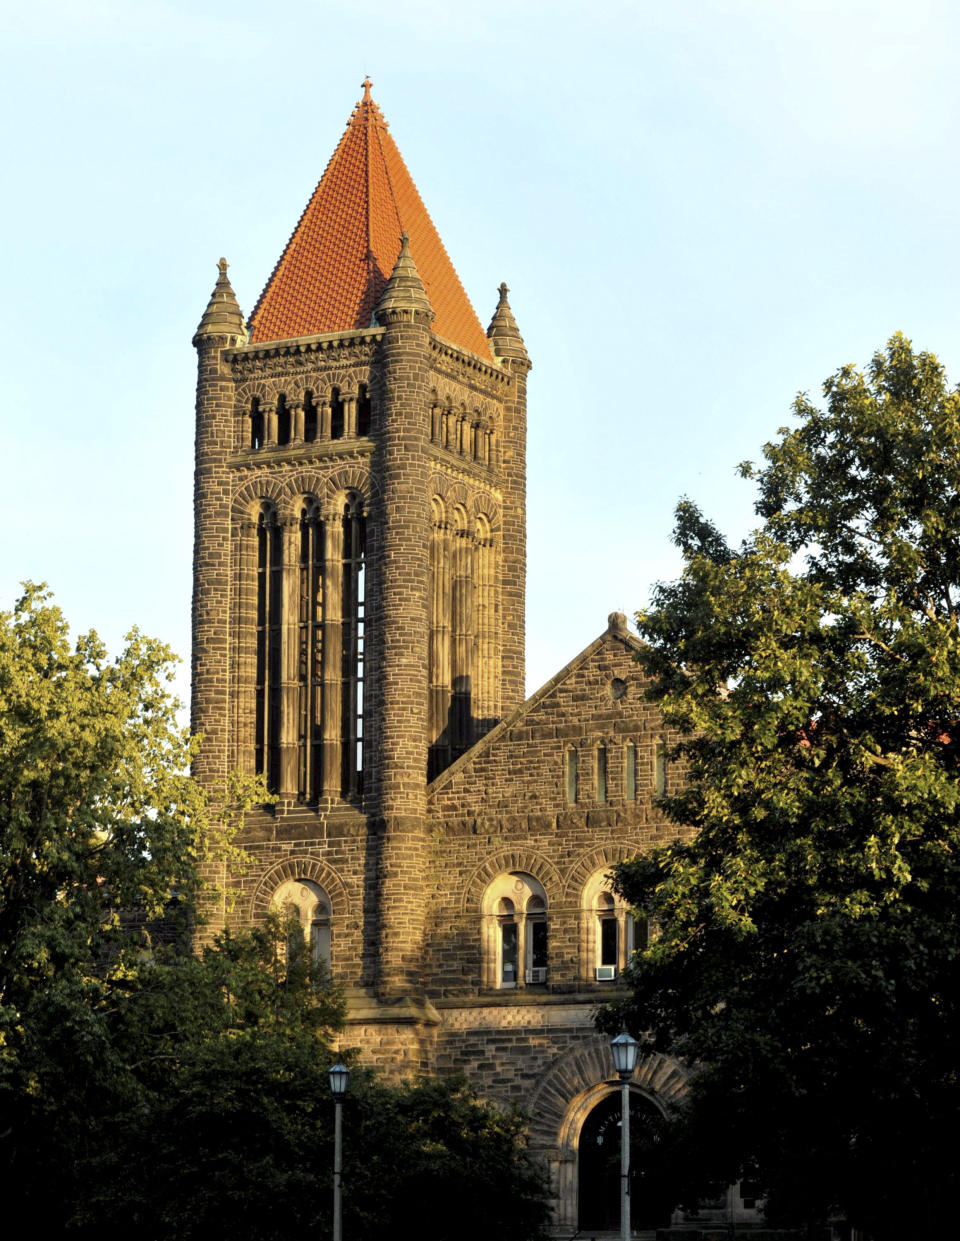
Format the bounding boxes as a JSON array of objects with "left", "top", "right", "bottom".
[{"left": 362, "top": 76, "right": 373, "bottom": 101}]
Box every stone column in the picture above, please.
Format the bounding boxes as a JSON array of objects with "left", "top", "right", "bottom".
[
  {"left": 192, "top": 258, "right": 246, "bottom": 940},
  {"left": 291, "top": 398, "right": 305, "bottom": 444},
  {"left": 368, "top": 233, "right": 434, "bottom": 998},
  {"left": 263, "top": 401, "right": 277, "bottom": 446},
  {"left": 486, "top": 283, "right": 530, "bottom": 713},
  {"left": 343, "top": 389, "right": 358, "bottom": 438}
]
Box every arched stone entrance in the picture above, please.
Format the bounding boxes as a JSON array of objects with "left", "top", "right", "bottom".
[
  {"left": 527, "top": 1036, "right": 688, "bottom": 1232},
  {"left": 577, "top": 1088, "right": 673, "bottom": 1232}
]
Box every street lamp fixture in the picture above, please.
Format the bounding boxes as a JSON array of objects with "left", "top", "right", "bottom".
[
  {"left": 611, "top": 1030, "right": 639, "bottom": 1080},
  {"left": 328, "top": 1061, "right": 350, "bottom": 1098},
  {"left": 328, "top": 1062, "right": 349, "bottom": 1241},
  {"left": 610, "top": 1030, "right": 639, "bottom": 1241}
]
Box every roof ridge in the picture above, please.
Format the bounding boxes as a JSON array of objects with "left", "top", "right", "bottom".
[{"left": 373, "top": 112, "right": 404, "bottom": 253}]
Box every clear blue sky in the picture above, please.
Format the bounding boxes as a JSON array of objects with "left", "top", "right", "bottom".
[{"left": 4, "top": 0, "right": 960, "bottom": 707}]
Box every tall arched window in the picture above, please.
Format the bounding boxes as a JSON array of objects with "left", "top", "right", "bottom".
[
  {"left": 428, "top": 496, "right": 452, "bottom": 779},
  {"left": 356, "top": 382, "right": 371, "bottom": 437},
  {"left": 474, "top": 514, "right": 496, "bottom": 735},
  {"left": 250, "top": 397, "right": 264, "bottom": 450},
  {"left": 303, "top": 389, "right": 318, "bottom": 442},
  {"left": 255, "top": 503, "right": 282, "bottom": 791},
  {"left": 276, "top": 393, "right": 291, "bottom": 446},
  {"left": 582, "top": 872, "right": 634, "bottom": 983},
  {"left": 450, "top": 508, "right": 473, "bottom": 756},
  {"left": 272, "top": 878, "right": 332, "bottom": 975},
  {"left": 482, "top": 872, "right": 550, "bottom": 989},
  {"left": 297, "top": 498, "right": 323, "bottom": 802},
  {"left": 330, "top": 386, "right": 344, "bottom": 439},
  {"left": 341, "top": 494, "right": 365, "bottom": 798}
]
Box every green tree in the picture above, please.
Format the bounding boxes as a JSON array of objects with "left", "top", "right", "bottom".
[
  {"left": 603, "top": 335, "right": 960, "bottom": 1238},
  {"left": 0, "top": 586, "right": 549, "bottom": 1240},
  {"left": 0, "top": 583, "right": 207, "bottom": 1200},
  {"left": 87, "top": 1066, "right": 550, "bottom": 1241}
]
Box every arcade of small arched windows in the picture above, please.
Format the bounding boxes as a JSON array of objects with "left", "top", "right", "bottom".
[
  {"left": 479, "top": 869, "right": 642, "bottom": 991},
  {"left": 429, "top": 397, "right": 497, "bottom": 468},
  {"left": 239, "top": 491, "right": 366, "bottom": 804},
  {"left": 428, "top": 498, "right": 499, "bottom": 778},
  {"left": 245, "top": 384, "right": 373, "bottom": 452}
]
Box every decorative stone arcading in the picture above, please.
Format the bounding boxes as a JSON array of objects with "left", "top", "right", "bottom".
[{"left": 230, "top": 467, "right": 377, "bottom": 525}]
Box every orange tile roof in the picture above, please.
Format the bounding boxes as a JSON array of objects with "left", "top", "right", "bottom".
[{"left": 247, "top": 80, "right": 492, "bottom": 360}]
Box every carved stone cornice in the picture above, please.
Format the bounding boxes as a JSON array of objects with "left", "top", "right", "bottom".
[
  {"left": 429, "top": 338, "right": 512, "bottom": 393},
  {"left": 227, "top": 438, "right": 375, "bottom": 472},
  {"left": 227, "top": 332, "right": 382, "bottom": 379}
]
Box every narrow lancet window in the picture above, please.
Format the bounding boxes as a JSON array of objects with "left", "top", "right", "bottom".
[
  {"left": 526, "top": 895, "right": 548, "bottom": 984},
  {"left": 341, "top": 495, "right": 365, "bottom": 798},
  {"left": 597, "top": 892, "right": 618, "bottom": 976},
  {"left": 303, "top": 390, "right": 318, "bottom": 442},
  {"left": 250, "top": 398, "right": 264, "bottom": 450},
  {"left": 654, "top": 737, "right": 667, "bottom": 796},
  {"left": 498, "top": 898, "right": 518, "bottom": 988},
  {"left": 565, "top": 747, "right": 578, "bottom": 804},
  {"left": 596, "top": 745, "right": 607, "bottom": 802},
  {"left": 276, "top": 394, "right": 291, "bottom": 446},
  {"left": 357, "top": 383, "right": 371, "bottom": 437},
  {"left": 255, "top": 504, "right": 282, "bottom": 791},
  {"left": 330, "top": 387, "right": 344, "bottom": 439},
  {"left": 625, "top": 742, "right": 637, "bottom": 801},
  {"left": 297, "top": 499, "right": 323, "bottom": 802}
]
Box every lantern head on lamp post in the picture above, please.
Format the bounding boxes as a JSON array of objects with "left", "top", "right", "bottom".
[
  {"left": 328, "top": 1061, "right": 350, "bottom": 1098},
  {"left": 611, "top": 1029, "right": 639, "bottom": 1080}
]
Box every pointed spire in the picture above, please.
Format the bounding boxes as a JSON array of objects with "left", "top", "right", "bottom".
[
  {"left": 246, "top": 85, "right": 490, "bottom": 356},
  {"left": 374, "top": 232, "right": 434, "bottom": 324},
  {"left": 194, "top": 258, "right": 245, "bottom": 344},
  {"left": 487, "top": 282, "right": 528, "bottom": 364}
]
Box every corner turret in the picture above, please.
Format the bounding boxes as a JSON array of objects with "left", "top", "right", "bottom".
[
  {"left": 486, "top": 282, "right": 529, "bottom": 368},
  {"left": 374, "top": 233, "right": 434, "bottom": 326},
  {"left": 193, "top": 258, "right": 246, "bottom": 345}
]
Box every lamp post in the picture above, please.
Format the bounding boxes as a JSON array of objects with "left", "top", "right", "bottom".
[
  {"left": 611, "top": 1030, "right": 639, "bottom": 1241},
  {"left": 328, "top": 1061, "right": 349, "bottom": 1241}
]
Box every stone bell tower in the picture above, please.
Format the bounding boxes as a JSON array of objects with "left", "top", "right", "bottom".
[{"left": 191, "top": 80, "right": 529, "bottom": 997}]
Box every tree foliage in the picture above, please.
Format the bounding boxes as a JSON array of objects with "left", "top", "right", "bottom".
[
  {"left": 603, "top": 335, "right": 960, "bottom": 1237},
  {"left": 0, "top": 586, "right": 549, "bottom": 1239}
]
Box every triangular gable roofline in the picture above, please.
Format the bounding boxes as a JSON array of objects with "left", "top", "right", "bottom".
[{"left": 428, "top": 614, "right": 641, "bottom": 796}]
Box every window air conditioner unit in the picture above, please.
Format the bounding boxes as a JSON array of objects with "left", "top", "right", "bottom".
[
  {"left": 526, "top": 967, "right": 548, "bottom": 984},
  {"left": 595, "top": 965, "right": 617, "bottom": 981}
]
